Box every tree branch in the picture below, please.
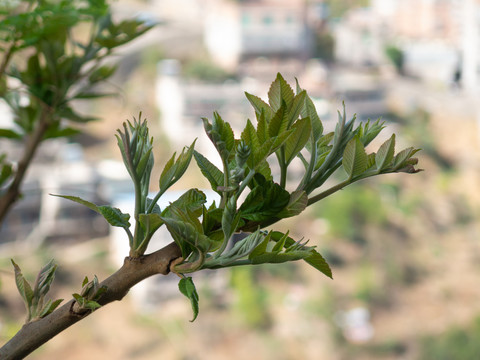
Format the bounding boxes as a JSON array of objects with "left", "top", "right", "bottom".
[
  {"left": 0, "top": 242, "right": 182, "bottom": 360},
  {"left": 0, "top": 107, "right": 51, "bottom": 223}
]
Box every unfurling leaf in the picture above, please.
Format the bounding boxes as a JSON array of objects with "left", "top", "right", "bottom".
[
  {"left": 159, "top": 140, "right": 196, "bottom": 193},
  {"left": 12, "top": 259, "right": 63, "bottom": 322},
  {"left": 178, "top": 277, "right": 199, "bottom": 322},
  {"left": 11, "top": 260, "right": 34, "bottom": 308}
]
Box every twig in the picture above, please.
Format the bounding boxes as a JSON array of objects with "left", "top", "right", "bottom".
[{"left": 0, "top": 242, "right": 182, "bottom": 359}]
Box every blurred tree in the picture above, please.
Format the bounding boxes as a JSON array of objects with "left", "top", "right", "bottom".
[
  {"left": 385, "top": 45, "right": 404, "bottom": 74},
  {"left": 0, "top": 0, "right": 152, "bottom": 223}
]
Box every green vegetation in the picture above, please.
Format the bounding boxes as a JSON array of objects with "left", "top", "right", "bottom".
[
  {"left": 385, "top": 45, "right": 404, "bottom": 74},
  {"left": 1, "top": 73, "right": 420, "bottom": 358},
  {"left": 0, "top": 0, "right": 152, "bottom": 222},
  {"left": 419, "top": 318, "right": 480, "bottom": 360}
]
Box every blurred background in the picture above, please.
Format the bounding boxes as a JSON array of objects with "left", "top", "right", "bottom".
[{"left": 1, "top": 0, "right": 480, "bottom": 359}]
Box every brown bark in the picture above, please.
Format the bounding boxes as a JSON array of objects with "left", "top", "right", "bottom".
[
  {"left": 0, "top": 108, "right": 51, "bottom": 223},
  {"left": 0, "top": 242, "right": 182, "bottom": 359}
]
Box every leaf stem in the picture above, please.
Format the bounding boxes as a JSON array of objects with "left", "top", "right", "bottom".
[
  {"left": 146, "top": 187, "right": 167, "bottom": 214},
  {"left": 219, "top": 157, "right": 230, "bottom": 209},
  {"left": 298, "top": 140, "right": 317, "bottom": 191},
  {"left": 307, "top": 179, "right": 351, "bottom": 206}
]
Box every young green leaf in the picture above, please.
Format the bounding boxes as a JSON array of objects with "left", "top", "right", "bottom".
[
  {"left": 286, "top": 90, "right": 306, "bottom": 128},
  {"left": 268, "top": 73, "right": 294, "bottom": 112},
  {"left": 221, "top": 196, "right": 240, "bottom": 244},
  {"left": 245, "top": 92, "right": 274, "bottom": 122},
  {"left": 34, "top": 259, "right": 57, "bottom": 298},
  {"left": 51, "top": 195, "right": 99, "bottom": 213},
  {"left": 38, "top": 298, "right": 63, "bottom": 318},
  {"left": 161, "top": 215, "right": 215, "bottom": 257},
  {"left": 304, "top": 251, "right": 333, "bottom": 279},
  {"left": 138, "top": 213, "right": 164, "bottom": 237},
  {"left": 239, "top": 181, "right": 290, "bottom": 222},
  {"left": 98, "top": 205, "right": 131, "bottom": 228},
  {"left": 276, "top": 190, "right": 308, "bottom": 218},
  {"left": 0, "top": 129, "right": 22, "bottom": 139},
  {"left": 375, "top": 134, "right": 395, "bottom": 171},
  {"left": 256, "top": 109, "right": 268, "bottom": 142},
  {"left": 296, "top": 79, "right": 323, "bottom": 141},
  {"left": 193, "top": 151, "right": 224, "bottom": 194},
  {"left": 268, "top": 102, "right": 288, "bottom": 138},
  {"left": 161, "top": 189, "right": 207, "bottom": 219},
  {"left": 284, "top": 117, "right": 312, "bottom": 165},
  {"left": 178, "top": 277, "right": 199, "bottom": 322},
  {"left": 342, "top": 136, "right": 367, "bottom": 179},
  {"left": 159, "top": 140, "right": 196, "bottom": 193},
  {"left": 11, "top": 260, "right": 34, "bottom": 308},
  {"left": 269, "top": 232, "right": 332, "bottom": 278},
  {"left": 393, "top": 147, "right": 421, "bottom": 170},
  {"left": 240, "top": 119, "right": 260, "bottom": 159}
]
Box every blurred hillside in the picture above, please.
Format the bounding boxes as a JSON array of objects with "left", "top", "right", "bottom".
[{"left": 1, "top": 0, "right": 480, "bottom": 359}]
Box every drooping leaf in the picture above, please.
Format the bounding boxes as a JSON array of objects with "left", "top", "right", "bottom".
[
  {"left": 178, "top": 277, "right": 199, "bottom": 322},
  {"left": 269, "top": 231, "right": 332, "bottom": 278},
  {"left": 304, "top": 251, "right": 333, "bottom": 279},
  {"left": 342, "top": 136, "right": 367, "bottom": 179}
]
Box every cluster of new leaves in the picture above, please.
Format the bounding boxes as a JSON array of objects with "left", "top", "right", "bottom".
[
  {"left": 11, "top": 260, "right": 63, "bottom": 323},
  {"left": 0, "top": 0, "right": 152, "bottom": 192},
  {"left": 72, "top": 275, "right": 107, "bottom": 312},
  {"left": 56, "top": 74, "right": 420, "bottom": 321}
]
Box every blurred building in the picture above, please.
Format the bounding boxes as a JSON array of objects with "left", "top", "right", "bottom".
[
  {"left": 336, "top": 0, "right": 480, "bottom": 91},
  {"left": 204, "top": 0, "right": 327, "bottom": 70}
]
